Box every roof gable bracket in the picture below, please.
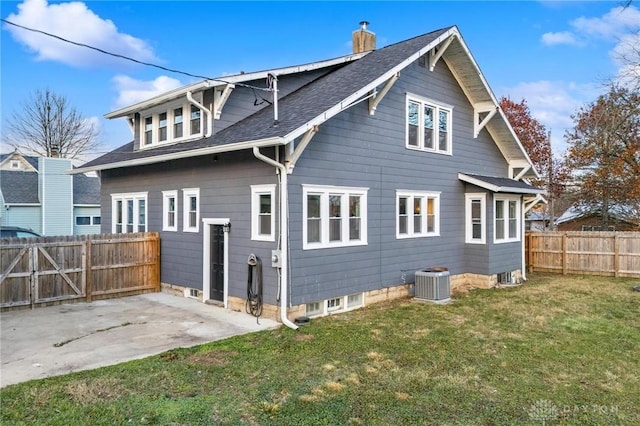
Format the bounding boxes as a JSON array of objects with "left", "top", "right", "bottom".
[
  {"left": 214, "top": 84, "right": 235, "bottom": 120},
  {"left": 509, "top": 161, "right": 532, "bottom": 179},
  {"left": 474, "top": 102, "right": 498, "bottom": 138},
  {"left": 127, "top": 117, "right": 135, "bottom": 135},
  {"left": 369, "top": 72, "right": 400, "bottom": 115},
  {"left": 286, "top": 125, "right": 319, "bottom": 174},
  {"left": 429, "top": 35, "right": 456, "bottom": 71}
]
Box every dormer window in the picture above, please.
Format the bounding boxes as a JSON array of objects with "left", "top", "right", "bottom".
[{"left": 138, "top": 94, "right": 203, "bottom": 149}]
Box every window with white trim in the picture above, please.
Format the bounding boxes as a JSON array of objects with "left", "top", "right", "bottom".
[
  {"left": 406, "top": 94, "right": 452, "bottom": 154},
  {"left": 139, "top": 94, "right": 203, "bottom": 148},
  {"left": 396, "top": 191, "right": 440, "bottom": 238},
  {"left": 111, "top": 192, "right": 147, "bottom": 234},
  {"left": 183, "top": 188, "right": 200, "bottom": 232},
  {"left": 162, "top": 190, "right": 178, "bottom": 231},
  {"left": 494, "top": 195, "right": 520, "bottom": 243},
  {"left": 251, "top": 184, "right": 275, "bottom": 241},
  {"left": 302, "top": 185, "right": 368, "bottom": 250},
  {"left": 465, "top": 193, "right": 486, "bottom": 244}
]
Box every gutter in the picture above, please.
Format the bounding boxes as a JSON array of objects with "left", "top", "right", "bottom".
[
  {"left": 252, "top": 146, "right": 299, "bottom": 330},
  {"left": 69, "top": 136, "right": 286, "bottom": 174}
]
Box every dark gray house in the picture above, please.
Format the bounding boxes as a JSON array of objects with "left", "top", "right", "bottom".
[{"left": 75, "top": 25, "right": 544, "bottom": 327}]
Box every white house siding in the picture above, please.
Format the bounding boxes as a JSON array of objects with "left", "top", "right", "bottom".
[
  {"left": 73, "top": 206, "right": 101, "bottom": 235},
  {"left": 39, "top": 158, "right": 73, "bottom": 236},
  {"left": 1, "top": 205, "right": 42, "bottom": 234}
]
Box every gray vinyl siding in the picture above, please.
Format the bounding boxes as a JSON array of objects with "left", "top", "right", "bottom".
[
  {"left": 287, "top": 58, "right": 517, "bottom": 305},
  {"left": 100, "top": 150, "right": 281, "bottom": 304}
]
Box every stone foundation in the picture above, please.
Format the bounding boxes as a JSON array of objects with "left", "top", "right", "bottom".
[{"left": 160, "top": 271, "right": 521, "bottom": 324}]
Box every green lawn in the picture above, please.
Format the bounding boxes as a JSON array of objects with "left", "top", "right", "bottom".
[{"left": 1, "top": 274, "right": 639, "bottom": 425}]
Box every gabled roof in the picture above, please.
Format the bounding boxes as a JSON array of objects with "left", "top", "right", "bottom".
[
  {"left": 458, "top": 173, "right": 544, "bottom": 195},
  {"left": 76, "top": 26, "right": 537, "bottom": 176},
  {"left": 0, "top": 153, "right": 39, "bottom": 171}
]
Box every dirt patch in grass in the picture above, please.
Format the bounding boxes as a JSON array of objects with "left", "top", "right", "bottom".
[
  {"left": 185, "top": 349, "right": 238, "bottom": 366},
  {"left": 65, "top": 378, "right": 125, "bottom": 404},
  {"left": 294, "top": 333, "right": 315, "bottom": 342}
]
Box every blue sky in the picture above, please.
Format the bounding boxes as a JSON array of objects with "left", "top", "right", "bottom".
[{"left": 2, "top": 0, "right": 639, "bottom": 160}]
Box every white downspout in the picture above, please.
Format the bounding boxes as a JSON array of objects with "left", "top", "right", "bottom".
[
  {"left": 253, "top": 146, "right": 299, "bottom": 330},
  {"left": 187, "top": 91, "right": 213, "bottom": 138}
]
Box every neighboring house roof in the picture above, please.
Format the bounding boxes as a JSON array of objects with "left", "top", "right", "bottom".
[
  {"left": 556, "top": 204, "right": 639, "bottom": 225},
  {"left": 0, "top": 170, "right": 40, "bottom": 204},
  {"left": 0, "top": 154, "right": 100, "bottom": 205},
  {"left": 458, "top": 173, "right": 545, "bottom": 195},
  {"left": 73, "top": 174, "right": 101, "bottom": 205},
  {"left": 525, "top": 211, "right": 549, "bottom": 221},
  {"left": 0, "top": 153, "right": 39, "bottom": 171},
  {"left": 76, "top": 25, "right": 537, "bottom": 177}
]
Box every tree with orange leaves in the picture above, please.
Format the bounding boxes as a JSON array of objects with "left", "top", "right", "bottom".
[
  {"left": 565, "top": 84, "right": 640, "bottom": 225},
  {"left": 500, "top": 97, "right": 567, "bottom": 227}
]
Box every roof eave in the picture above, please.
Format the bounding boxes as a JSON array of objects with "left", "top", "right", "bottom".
[
  {"left": 104, "top": 52, "right": 370, "bottom": 120},
  {"left": 70, "top": 136, "right": 286, "bottom": 174},
  {"left": 458, "top": 173, "right": 545, "bottom": 195}
]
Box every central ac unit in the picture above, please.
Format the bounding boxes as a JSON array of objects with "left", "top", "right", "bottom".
[{"left": 415, "top": 268, "right": 450, "bottom": 302}]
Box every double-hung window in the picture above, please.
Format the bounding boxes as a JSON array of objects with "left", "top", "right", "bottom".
[
  {"left": 406, "top": 94, "right": 452, "bottom": 154},
  {"left": 162, "top": 190, "right": 178, "bottom": 232},
  {"left": 111, "top": 192, "right": 147, "bottom": 234},
  {"left": 139, "top": 94, "right": 203, "bottom": 148},
  {"left": 396, "top": 191, "right": 440, "bottom": 238},
  {"left": 251, "top": 184, "right": 276, "bottom": 241},
  {"left": 302, "top": 185, "right": 368, "bottom": 250},
  {"left": 183, "top": 188, "right": 200, "bottom": 233},
  {"left": 494, "top": 195, "right": 520, "bottom": 243},
  {"left": 465, "top": 193, "right": 486, "bottom": 244}
]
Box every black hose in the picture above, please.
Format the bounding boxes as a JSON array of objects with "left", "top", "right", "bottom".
[{"left": 246, "top": 254, "right": 263, "bottom": 322}]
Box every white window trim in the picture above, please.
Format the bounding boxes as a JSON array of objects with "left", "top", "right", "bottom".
[
  {"left": 405, "top": 93, "right": 453, "bottom": 155},
  {"left": 110, "top": 192, "right": 148, "bottom": 234},
  {"left": 139, "top": 93, "right": 203, "bottom": 149},
  {"left": 183, "top": 188, "right": 200, "bottom": 233},
  {"left": 494, "top": 194, "right": 521, "bottom": 244},
  {"left": 395, "top": 190, "right": 441, "bottom": 239},
  {"left": 302, "top": 184, "right": 368, "bottom": 250},
  {"left": 162, "top": 190, "right": 178, "bottom": 232},
  {"left": 306, "top": 293, "right": 365, "bottom": 317},
  {"left": 251, "top": 184, "right": 276, "bottom": 242},
  {"left": 465, "top": 193, "right": 486, "bottom": 244}
]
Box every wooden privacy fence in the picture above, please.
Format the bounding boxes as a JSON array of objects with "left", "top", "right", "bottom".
[
  {"left": 0, "top": 232, "right": 160, "bottom": 310},
  {"left": 526, "top": 231, "right": 640, "bottom": 278}
]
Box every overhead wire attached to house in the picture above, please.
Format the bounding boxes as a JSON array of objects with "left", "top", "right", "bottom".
[{"left": 1, "top": 18, "right": 272, "bottom": 92}]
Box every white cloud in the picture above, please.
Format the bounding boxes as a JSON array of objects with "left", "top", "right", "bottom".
[
  {"left": 112, "top": 75, "right": 183, "bottom": 108},
  {"left": 541, "top": 31, "right": 581, "bottom": 46},
  {"left": 499, "top": 80, "right": 600, "bottom": 154},
  {"left": 571, "top": 6, "right": 640, "bottom": 40},
  {"left": 4, "top": 0, "right": 157, "bottom": 68}
]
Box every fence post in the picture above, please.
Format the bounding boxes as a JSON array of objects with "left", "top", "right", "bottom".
[
  {"left": 562, "top": 233, "right": 568, "bottom": 275},
  {"left": 85, "top": 240, "right": 93, "bottom": 302},
  {"left": 614, "top": 234, "right": 620, "bottom": 278}
]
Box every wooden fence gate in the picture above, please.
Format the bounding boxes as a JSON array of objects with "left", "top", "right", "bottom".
[{"left": 1, "top": 232, "right": 160, "bottom": 309}]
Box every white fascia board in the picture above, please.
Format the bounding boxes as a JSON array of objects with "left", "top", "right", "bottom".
[
  {"left": 5, "top": 203, "right": 41, "bottom": 207},
  {"left": 70, "top": 137, "right": 285, "bottom": 174},
  {"left": 284, "top": 28, "right": 459, "bottom": 143},
  {"left": 441, "top": 30, "right": 538, "bottom": 178},
  {"left": 458, "top": 173, "right": 545, "bottom": 195},
  {"left": 105, "top": 81, "right": 213, "bottom": 119},
  {"left": 73, "top": 204, "right": 100, "bottom": 207},
  {"left": 104, "top": 53, "right": 368, "bottom": 120}
]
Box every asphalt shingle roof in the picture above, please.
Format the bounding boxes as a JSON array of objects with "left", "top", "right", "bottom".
[
  {"left": 0, "top": 171, "right": 39, "bottom": 204},
  {"left": 73, "top": 174, "right": 100, "bottom": 204},
  {"left": 81, "top": 27, "right": 451, "bottom": 170}
]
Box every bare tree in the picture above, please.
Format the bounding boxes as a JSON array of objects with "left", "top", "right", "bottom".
[{"left": 5, "top": 89, "right": 100, "bottom": 159}]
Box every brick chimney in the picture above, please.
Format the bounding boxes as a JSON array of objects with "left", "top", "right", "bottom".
[{"left": 352, "top": 21, "right": 376, "bottom": 54}]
